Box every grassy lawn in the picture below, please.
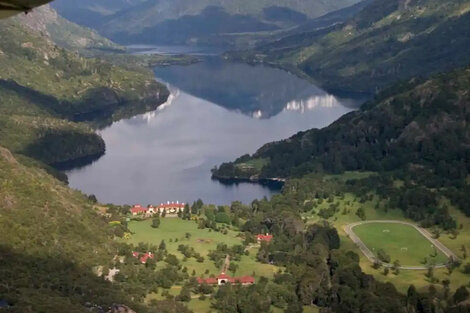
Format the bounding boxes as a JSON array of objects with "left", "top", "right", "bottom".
[
  {"left": 301, "top": 189, "right": 470, "bottom": 292},
  {"left": 235, "top": 158, "right": 269, "bottom": 171},
  {"left": 325, "top": 171, "right": 377, "bottom": 182},
  {"left": 126, "top": 218, "right": 278, "bottom": 278},
  {"left": 303, "top": 192, "right": 405, "bottom": 229},
  {"left": 353, "top": 223, "right": 448, "bottom": 266},
  {"left": 146, "top": 289, "right": 213, "bottom": 313},
  {"left": 187, "top": 298, "right": 212, "bottom": 312}
]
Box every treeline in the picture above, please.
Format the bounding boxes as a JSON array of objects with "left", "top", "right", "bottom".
[
  {"left": 214, "top": 65, "right": 470, "bottom": 224},
  {"left": 213, "top": 194, "right": 470, "bottom": 313}
]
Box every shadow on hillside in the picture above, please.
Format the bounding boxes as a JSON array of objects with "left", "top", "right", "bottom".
[{"left": 0, "top": 245, "right": 135, "bottom": 312}]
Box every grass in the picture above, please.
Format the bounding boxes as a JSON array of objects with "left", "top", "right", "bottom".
[
  {"left": 324, "top": 171, "right": 377, "bottom": 182},
  {"left": 235, "top": 158, "right": 269, "bottom": 171},
  {"left": 301, "top": 188, "right": 470, "bottom": 293},
  {"left": 126, "top": 218, "right": 278, "bottom": 278},
  {"left": 353, "top": 222, "right": 448, "bottom": 266},
  {"left": 187, "top": 298, "right": 212, "bottom": 312}
]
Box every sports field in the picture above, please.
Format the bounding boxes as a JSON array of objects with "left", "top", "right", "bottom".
[{"left": 352, "top": 222, "right": 448, "bottom": 266}]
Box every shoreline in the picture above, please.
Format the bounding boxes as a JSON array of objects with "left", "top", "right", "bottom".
[{"left": 212, "top": 175, "right": 286, "bottom": 190}]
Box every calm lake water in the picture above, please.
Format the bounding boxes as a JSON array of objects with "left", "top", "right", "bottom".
[{"left": 66, "top": 49, "right": 363, "bottom": 205}]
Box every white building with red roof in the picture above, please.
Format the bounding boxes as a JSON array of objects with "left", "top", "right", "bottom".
[
  {"left": 197, "top": 272, "right": 255, "bottom": 286},
  {"left": 257, "top": 233, "right": 273, "bottom": 244},
  {"left": 130, "top": 204, "right": 147, "bottom": 215},
  {"left": 130, "top": 201, "right": 186, "bottom": 216}
]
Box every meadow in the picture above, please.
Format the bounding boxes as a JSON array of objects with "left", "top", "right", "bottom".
[
  {"left": 352, "top": 222, "right": 448, "bottom": 266},
  {"left": 301, "top": 189, "right": 470, "bottom": 293},
  {"left": 130, "top": 218, "right": 280, "bottom": 312},
  {"left": 127, "top": 218, "right": 278, "bottom": 277}
]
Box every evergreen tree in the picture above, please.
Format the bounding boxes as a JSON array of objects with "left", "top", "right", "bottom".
[
  {"left": 182, "top": 203, "right": 191, "bottom": 220},
  {"left": 151, "top": 216, "right": 161, "bottom": 228}
]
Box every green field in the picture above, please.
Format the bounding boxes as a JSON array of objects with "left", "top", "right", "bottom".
[
  {"left": 353, "top": 223, "right": 448, "bottom": 266},
  {"left": 235, "top": 158, "right": 269, "bottom": 171},
  {"left": 301, "top": 189, "right": 470, "bottom": 293},
  {"left": 126, "top": 218, "right": 278, "bottom": 277}
]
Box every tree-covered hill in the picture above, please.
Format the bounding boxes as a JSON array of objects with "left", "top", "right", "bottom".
[
  {"left": 0, "top": 145, "right": 130, "bottom": 311},
  {"left": 230, "top": 0, "right": 470, "bottom": 94},
  {"left": 213, "top": 64, "right": 470, "bottom": 222},
  {"left": 0, "top": 7, "right": 169, "bottom": 167}
]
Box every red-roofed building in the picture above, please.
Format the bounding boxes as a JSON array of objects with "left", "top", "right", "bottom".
[
  {"left": 197, "top": 272, "right": 255, "bottom": 286},
  {"left": 130, "top": 202, "right": 186, "bottom": 217},
  {"left": 130, "top": 204, "right": 148, "bottom": 215},
  {"left": 257, "top": 233, "right": 273, "bottom": 243},
  {"left": 132, "top": 252, "right": 155, "bottom": 264},
  {"left": 156, "top": 201, "right": 185, "bottom": 215}
]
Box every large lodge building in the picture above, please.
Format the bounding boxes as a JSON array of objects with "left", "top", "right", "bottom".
[{"left": 130, "top": 202, "right": 185, "bottom": 216}]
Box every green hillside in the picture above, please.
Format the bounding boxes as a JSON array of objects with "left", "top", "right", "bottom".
[
  {"left": 231, "top": 0, "right": 470, "bottom": 93},
  {"left": 213, "top": 64, "right": 470, "bottom": 224},
  {"left": 0, "top": 146, "right": 131, "bottom": 311},
  {"left": 0, "top": 9, "right": 169, "bottom": 166}
]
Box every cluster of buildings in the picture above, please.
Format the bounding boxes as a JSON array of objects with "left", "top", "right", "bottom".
[
  {"left": 197, "top": 272, "right": 255, "bottom": 286},
  {"left": 130, "top": 202, "right": 186, "bottom": 216}
]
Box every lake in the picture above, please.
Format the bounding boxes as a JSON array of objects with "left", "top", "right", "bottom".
[{"left": 66, "top": 50, "right": 363, "bottom": 206}]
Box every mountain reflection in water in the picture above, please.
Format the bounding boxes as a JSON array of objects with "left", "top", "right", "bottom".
[{"left": 66, "top": 56, "right": 364, "bottom": 205}]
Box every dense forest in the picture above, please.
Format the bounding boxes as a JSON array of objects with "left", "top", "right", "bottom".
[{"left": 213, "top": 64, "right": 470, "bottom": 227}]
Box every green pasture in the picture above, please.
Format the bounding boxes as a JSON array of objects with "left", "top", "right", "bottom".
[
  {"left": 126, "top": 218, "right": 278, "bottom": 277},
  {"left": 353, "top": 223, "right": 448, "bottom": 266}
]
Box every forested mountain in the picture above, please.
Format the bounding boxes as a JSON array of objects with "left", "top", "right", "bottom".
[
  {"left": 213, "top": 64, "right": 470, "bottom": 225},
  {"left": 53, "top": 0, "right": 362, "bottom": 45},
  {"left": 0, "top": 6, "right": 168, "bottom": 167},
  {"left": 0, "top": 146, "right": 132, "bottom": 311},
  {"left": 0, "top": 7, "right": 184, "bottom": 312},
  {"left": 230, "top": 0, "right": 470, "bottom": 93}
]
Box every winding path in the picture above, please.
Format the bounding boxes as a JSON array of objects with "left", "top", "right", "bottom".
[{"left": 343, "top": 220, "right": 459, "bottom": 270}]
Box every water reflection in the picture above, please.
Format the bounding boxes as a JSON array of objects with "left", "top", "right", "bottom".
[
  {"left": 66, "top": 58, "right": 362, "bottom": 205},
  {"left": 154, "top": 57, "right": 352, "bottom": 118},
  {"left": 284, "top": 94, "right": 340, "bottom": 113}
]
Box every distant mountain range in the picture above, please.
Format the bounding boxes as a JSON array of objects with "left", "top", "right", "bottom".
[
  {"left": 52, "top": 0, "right": 362, "bottom": 45},
  {"left": 229, "top": 0, "right": 470, "bottom": 94}
]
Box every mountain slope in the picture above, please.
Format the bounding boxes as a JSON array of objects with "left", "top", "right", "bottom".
[
  {"left": 0, "top": 146, "right": 135, "bottom": 311},
  {"left": 0, "top": 9, "right": 169, "bottom": 166},
  {"left": 213, "top": 63, "right": 470, "bottom": 203},
  {"left": 15, "top": 5, "right": 123, "bottom": 56},
  {"left": 231, "top": 0, "right": 470, "bottom": 94},
  {"left": 212, "top": 63, "right": 470, "bottom": 228}
]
